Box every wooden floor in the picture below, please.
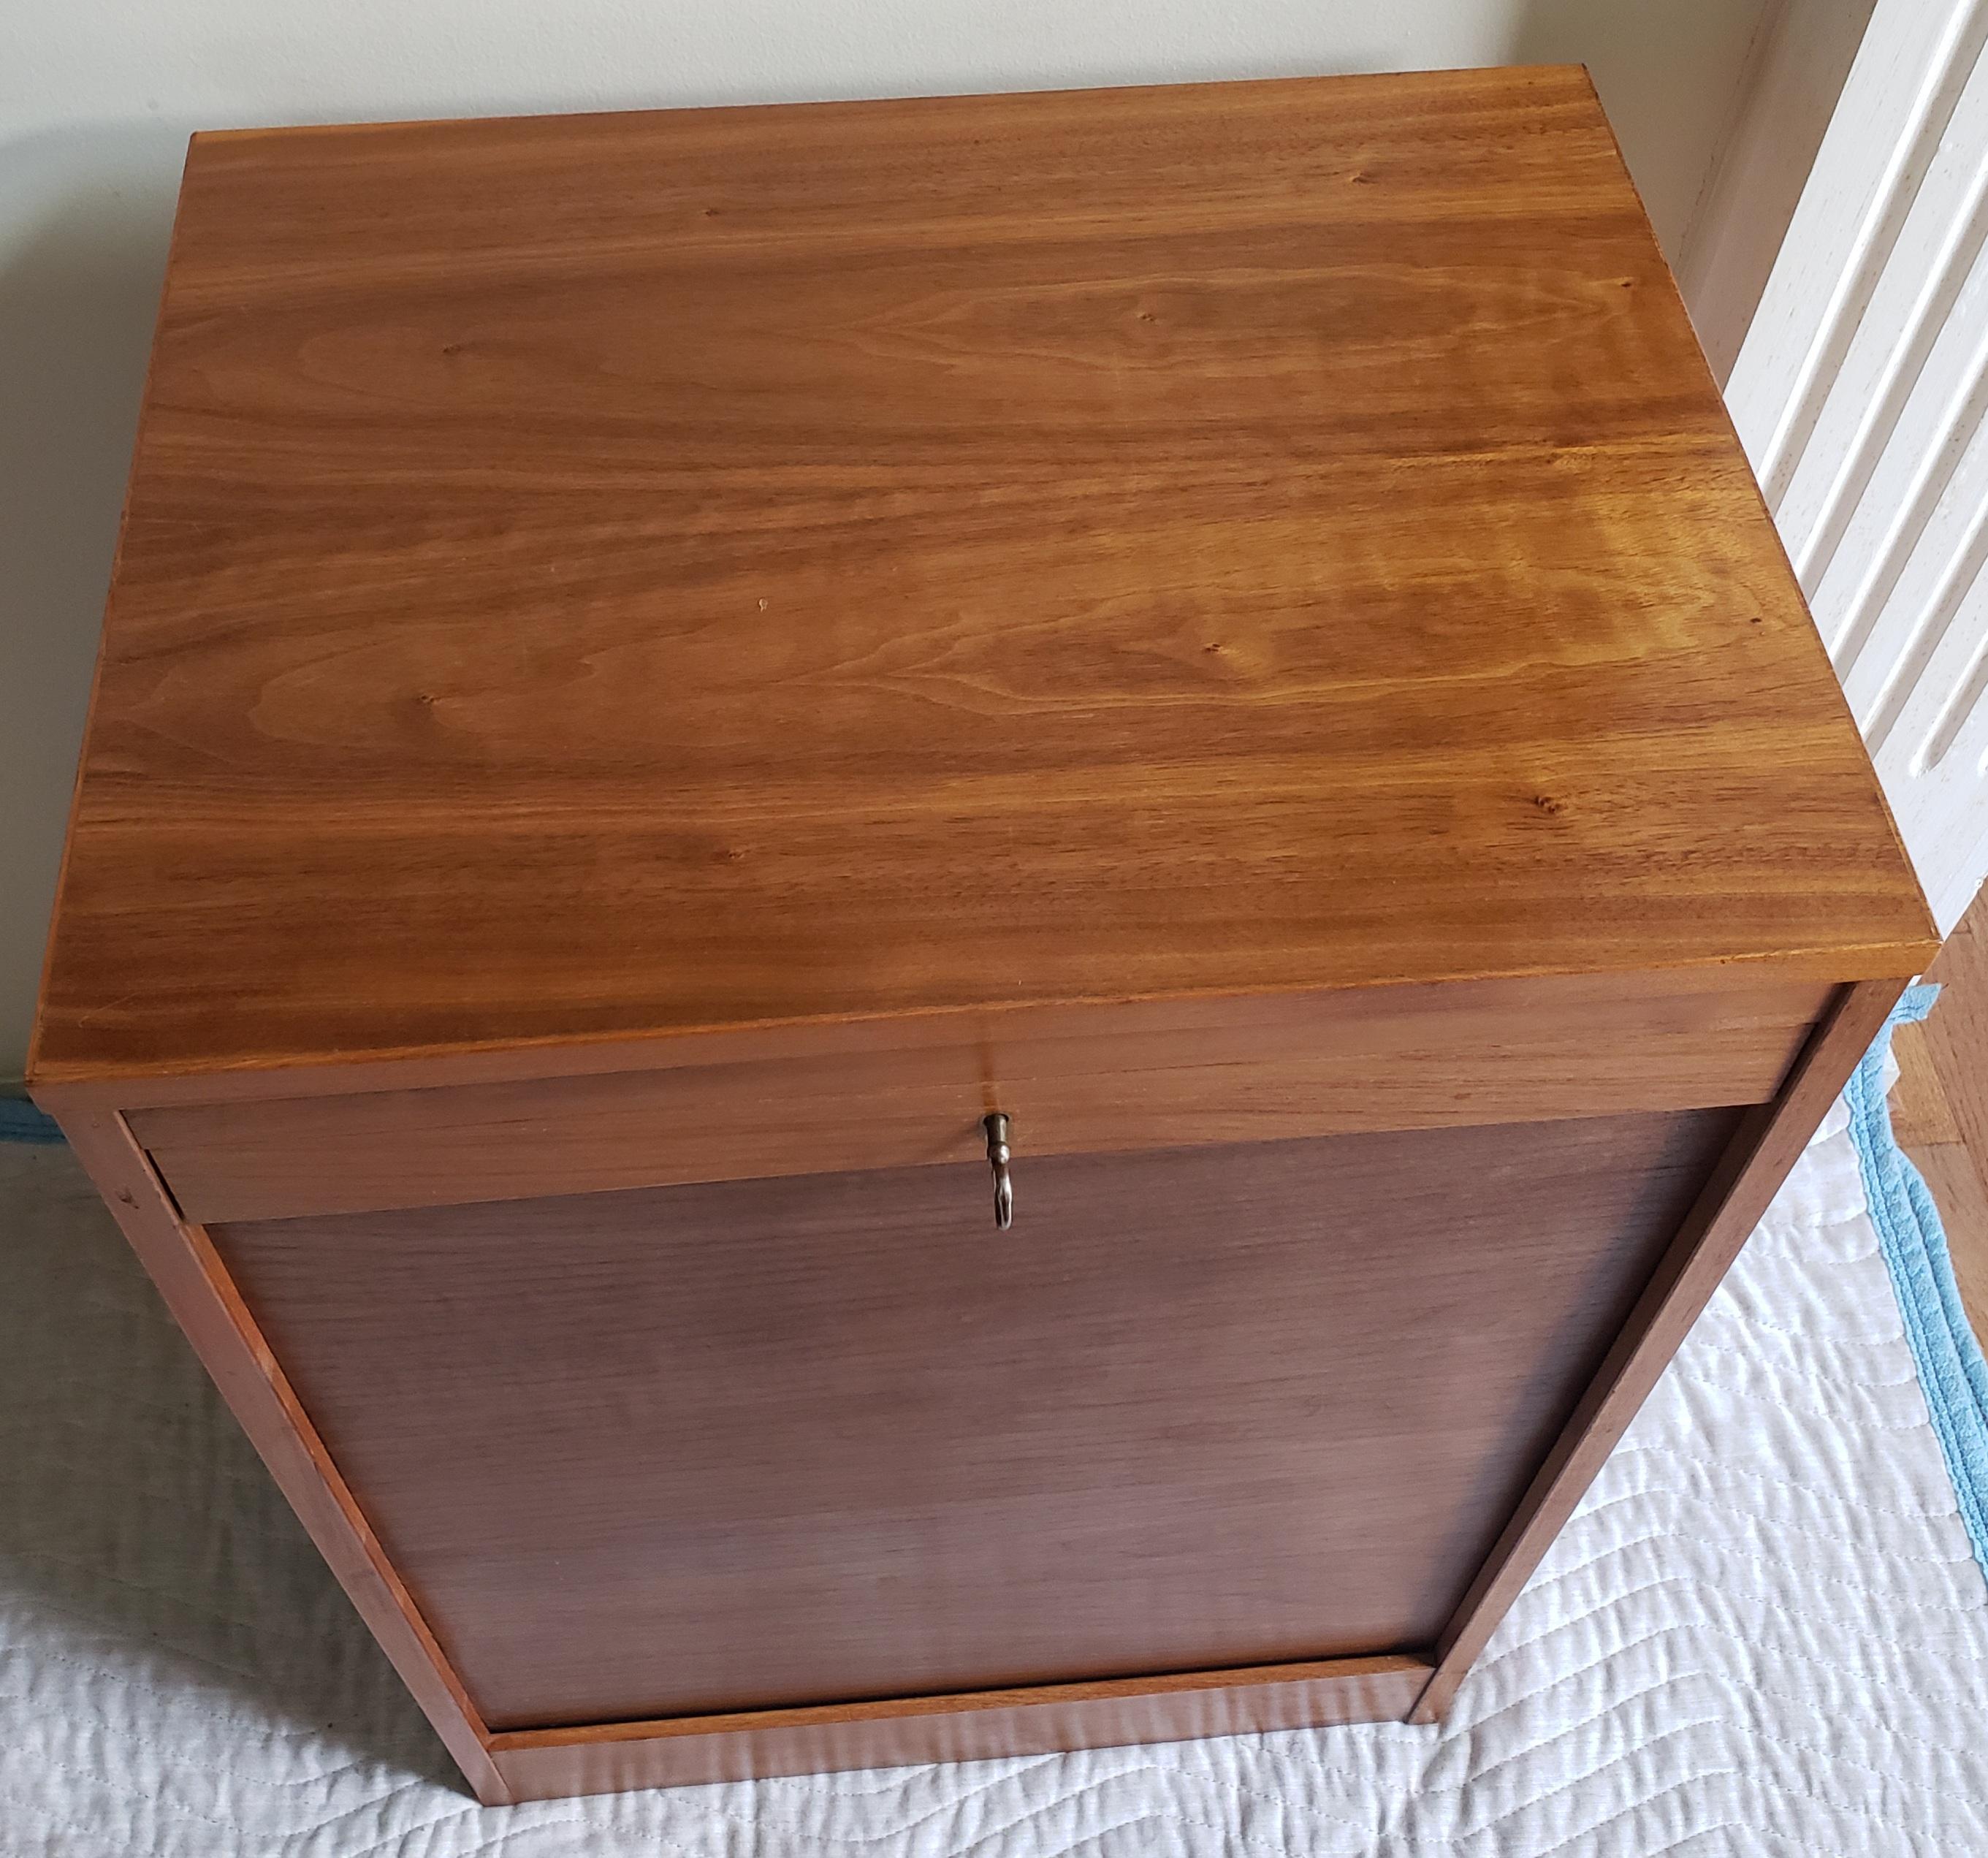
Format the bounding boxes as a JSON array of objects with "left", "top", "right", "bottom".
[{"left": 1892, "top": 885, "right": 1988, "bottom": 1343}]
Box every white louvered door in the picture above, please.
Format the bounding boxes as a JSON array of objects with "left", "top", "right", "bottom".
[{"left": 1728, "top": 0, "right": 1988, "bottom": 932}]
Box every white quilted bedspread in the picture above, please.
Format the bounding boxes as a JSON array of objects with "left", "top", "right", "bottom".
[{"left": 4, "top": 1097, "right": 1987, "bottom": 1857}]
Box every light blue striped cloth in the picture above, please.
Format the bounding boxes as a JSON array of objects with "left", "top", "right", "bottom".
[
  {"left": 0, "top": 1097, "right": 61, "bottom": 1143},
  {"left": 1846, "top": 981, "right": 1988, "bottom": 1577}
]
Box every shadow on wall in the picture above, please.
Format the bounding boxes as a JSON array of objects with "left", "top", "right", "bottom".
[
  {"left": 0, "top": 126, "right": 184, "bottom": 1086},
  {"left": 1509, "top": 0, "right": 1773, "bottom": 257}
]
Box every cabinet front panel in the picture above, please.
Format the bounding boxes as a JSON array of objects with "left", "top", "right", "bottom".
[{"left": 210, "top": 1108, "right": 1738, "bottom": 1731}]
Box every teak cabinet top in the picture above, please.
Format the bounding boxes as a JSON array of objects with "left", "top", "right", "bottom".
[{"left": 33, "top": 67, "right": 1935, "bottom": 1092}]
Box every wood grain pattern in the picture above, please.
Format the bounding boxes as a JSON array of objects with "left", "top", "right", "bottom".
[
  {"left": 45, "top": 1110, "right": 509, "bottom": 1804},
  {"left": 1891, "top": 883, "right": 1988, "bottom": 1344},
  {"left": 29, "top": 67, "right": 1935, "bottom": 1093},
  {"left": 1913, "top": 1145, "right": 1988, "bottom": 1342},
  {"left": 210, "top": 1107, "right": 1737, "bottom": 1732},
  {"left": 1409, "top": 978, "right": 1905, "bottom": 1723},
  {"left": 1913, "top": 902, "right": 1988, "bottom": 1179},
  {"left": 1889, "top": 1005, "right": 1962, "bottom": 1149},
  {"left": 36, "top": 961, "right": 1846, "bottom": 1116},
  {"left": 486, "top": 1653, "right": 1431, "bottom": 1799},
  {"left": 137, "top": 974, "right": 1826, "bottom": 1222}
]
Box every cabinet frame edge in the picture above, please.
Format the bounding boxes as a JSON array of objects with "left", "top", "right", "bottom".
[
  {"left": 39, "top": 1108, "right": 512, "bottom": 1805},
  {"left": 487, "top": 1653, "right": 1432, "bottom": 1800},
  {"left": 1408, "top": 974, "right": 1909, "bottom": 1722}
]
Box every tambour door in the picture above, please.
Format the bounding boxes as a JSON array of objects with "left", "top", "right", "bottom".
[{"left": 208, "top": 1107, "right": 1740, "bottom": 1734}]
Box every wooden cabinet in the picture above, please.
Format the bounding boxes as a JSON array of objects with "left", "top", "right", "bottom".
[{"left": 30, "top": 69, "right": 1938, "bottom": 1804}]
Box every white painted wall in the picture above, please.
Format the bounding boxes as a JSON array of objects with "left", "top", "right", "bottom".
[{"left": 0, "top": 0, "right": 1772, "bottom": 1084}]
